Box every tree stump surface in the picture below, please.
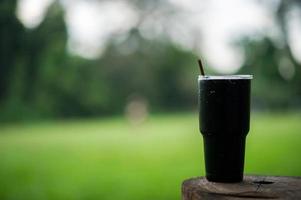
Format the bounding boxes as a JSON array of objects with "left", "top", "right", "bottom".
[{"left": 182, "top": 175, "right": 301, "bottom": 200}]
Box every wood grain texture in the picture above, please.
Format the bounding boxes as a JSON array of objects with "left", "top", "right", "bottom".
[{"left": 182, "top": 175, "right": 301, "bottom": 200}]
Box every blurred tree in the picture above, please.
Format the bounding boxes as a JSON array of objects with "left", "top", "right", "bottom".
[
  {"left": 238, "top": 0, "right": 301, "bottom": 110},
  {"left": 25, "top": 1, "right": 71, "bottom": 117},
  {"left": 97, "top": 29, "right": 198, "bottom": 113},
  {"left": 0, "top": 0, "right": 25, "bottom": 102},
  {"left": 2, "top": 0, "right": 301, "bottom": 122},
  {"left": 23, "top": 1, "right": 68, "bottom": 102},
  {"left": 23, "top": 1, "right": 110, "bottom": 118}
]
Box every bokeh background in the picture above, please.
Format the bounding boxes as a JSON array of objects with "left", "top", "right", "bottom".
[{"left": 0, "top": 0, "right": 301, "bottom": 199}]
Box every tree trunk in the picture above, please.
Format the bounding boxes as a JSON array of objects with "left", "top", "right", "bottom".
[{"left": 182, "top": 175, "right": 301, "bottom": 200}]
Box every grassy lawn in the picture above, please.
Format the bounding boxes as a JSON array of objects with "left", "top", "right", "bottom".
[{"left": 0, "top": 112, "right": 300, "bottom": 200}]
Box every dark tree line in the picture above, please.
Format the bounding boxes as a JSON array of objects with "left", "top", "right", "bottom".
[
  {"left": 0, "top": 0, "right": 300, "bottom": 122},
  {"left": 0, "top": 0, "right": 199, "bottom": 121},
  {"left": 238, "top": 0, "right": 301, "bottom": 110}
]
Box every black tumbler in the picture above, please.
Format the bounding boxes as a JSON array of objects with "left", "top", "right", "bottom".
[{"left": 198, "top": 75, "right": 252, "bottom": 183}]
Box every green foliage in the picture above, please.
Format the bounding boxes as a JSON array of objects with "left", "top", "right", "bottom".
[
  {"left": 0, "top": 0, "right": 24, "bottom": 101},
  {"left": 0, "top": 113, "right": 300, "bottom": 199},
  {"left": 98, "top": 30, "right": 198, "bottom": 112},
  {"left": 26, "top": 29, "right": 198, "bottom": 118},
  {"left": 1, "top": 0, "right": 301, "bottom": 122},
  {"left": 0, "top": 1, "right": 200, "bottom": 121},
  {"left": 238, "top": 37, "right": 301, "bottom": 110},
  {"left": 237, "top": 0, "right": 301, "bottom": 110}
]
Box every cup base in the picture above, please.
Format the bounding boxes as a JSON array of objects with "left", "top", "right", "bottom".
[
  {"left": 206, "top": 173, "right": 243, "bottom": 183},
  {"left": 203, "top": 135, "right": 246, "bottom": 183}
]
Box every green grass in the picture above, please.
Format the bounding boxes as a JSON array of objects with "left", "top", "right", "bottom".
[{"left": 0, "top": 112, "right": 300, "bottom": 200}]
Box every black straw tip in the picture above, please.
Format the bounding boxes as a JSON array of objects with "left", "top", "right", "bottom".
[{"left": 198, "top": 59, "right": 205, "bottom": 76}]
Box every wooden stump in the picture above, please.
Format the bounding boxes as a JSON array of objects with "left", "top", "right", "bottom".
[{"left": 182, "top": 175, "right": 301, "bottom": 200}]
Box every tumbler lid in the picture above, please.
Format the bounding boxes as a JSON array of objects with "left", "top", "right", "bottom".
[{"left": 198, "top": 75, "right": 253, "bottom": 80}]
